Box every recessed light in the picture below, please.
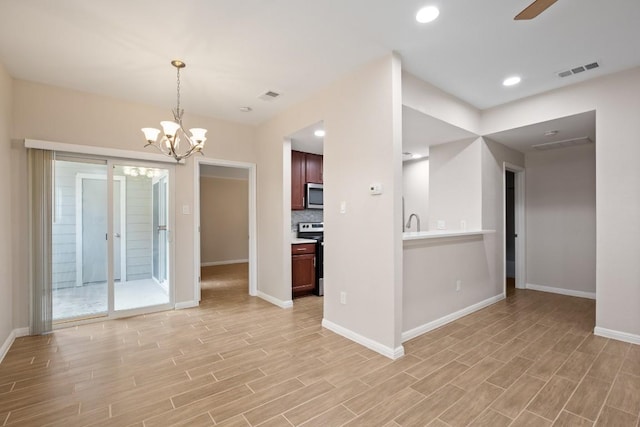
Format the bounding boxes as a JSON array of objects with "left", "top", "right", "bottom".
[
  {"left": 416, "top": 6, "right": 440, "bottom": 23},
  {"left": 239, "top": 106, "right": 252, "bottom": 112},
  {"left": 314, "top": 129, "right": 325, "bottom": 137},
  {"left": 503, "top": 76, "right": 521, "bottom": 86},
  {"left": 411, "top": 154, "right": 423, "bottom": 159},
  {"left": 544, "top": 130, "right": 559, "bottom": 137}
]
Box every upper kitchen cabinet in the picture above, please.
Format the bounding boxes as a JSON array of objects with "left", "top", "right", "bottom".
[
  {"left": 305, "top": 153, "right": 323, "bottom": 184},
  {"left": 292, "top": 150, "right": 324, "bottom": 210},
  {"left": 291, "top": 150, "right": 307, "bottom": 210}
]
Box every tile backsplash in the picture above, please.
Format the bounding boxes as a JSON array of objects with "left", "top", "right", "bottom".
[{"left": 291, "top": 209, "right": 324, "bottom": 231}]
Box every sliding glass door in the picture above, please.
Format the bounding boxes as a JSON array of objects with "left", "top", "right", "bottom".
[
  {"left": 113, "top": 165, "right": 170, "bottom": 311},
  {"left": 52, "top": 159, "right": 109, "bottom": 320},
  {"left": 52, "top": 157, "right": 172, "bottom": 323}
]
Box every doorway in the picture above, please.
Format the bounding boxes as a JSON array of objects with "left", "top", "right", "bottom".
[
  {"left": 194, "top": 158, "right": 257, "bottom": 303},
  {"left": 504, "top": 163, "right": 525, "bottom": 296}
]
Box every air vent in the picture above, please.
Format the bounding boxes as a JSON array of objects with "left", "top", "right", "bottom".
[
  {"left": 258, "top": 90, "right": 281, "bottom": 101},
  {"left": 557, "top": 61, "right": 600, "bottom": 78},
  {"left": 532, "top": 137, "right": 593, "bottom": 151}
]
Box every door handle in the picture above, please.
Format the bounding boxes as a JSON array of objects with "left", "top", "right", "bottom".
[
  {"left": 157, "top": 225, "right": 167, "bottom": 231},
  {"left": 115, "top": 233, "right": 121, "bottom": 238}
]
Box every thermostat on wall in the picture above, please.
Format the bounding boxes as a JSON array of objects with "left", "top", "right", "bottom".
[{"left": 369, "top": 182, "right": 383, "bottom": 195}]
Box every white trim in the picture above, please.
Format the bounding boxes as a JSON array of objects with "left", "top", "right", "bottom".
[
  {"left": 194, "top": 157, "right": 258, "bottom": 301},
  {"left": 0, "top": 328, "right": 30, "bottom": 364},
  {"left": 526, "top": 283, "right": 596, "bottom": 300},
  {"left": 594, "top": 327, "right": 640, "bottom": 345},
  {"left": 322, "top": 319, "right": 405, "bottom": 360},
  {"left": 175, "top": 301, "right": 199, "bottom": 310},
  {"left": 257, "top": 291, "right": 293, "bottom": 309},
  {"left": 25, "top": 139, "right": 181, "bottom": 164},
  {"left": 402, "top": 294, "right": 505, "bottom": 342},
  {"left": 201, "top": 259, "right": 249, "bottom": 267}
]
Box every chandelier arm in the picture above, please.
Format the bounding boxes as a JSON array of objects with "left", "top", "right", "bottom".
[{"left": 145, "top": 141, "right": 171, "bottom": 156}]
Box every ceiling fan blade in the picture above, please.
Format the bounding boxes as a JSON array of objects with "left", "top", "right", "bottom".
[{"left": 515, "top": 0, "right": 558, "bottom": 20}]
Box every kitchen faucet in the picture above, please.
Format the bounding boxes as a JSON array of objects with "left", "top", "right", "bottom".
[{"left": 405, "top": 213, "right": 421, "bottom": 232}]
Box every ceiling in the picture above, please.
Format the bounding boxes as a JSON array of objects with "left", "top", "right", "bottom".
[
  {"left": 485, "top": 110, "right": 596, "bottom": 153},
  {"left": 0, "top": 1, "right": 638, "bottom": 127},
  {"left": 289, "top": 121, "right": 324, "bottom": 155},
  {"left": 402, "top": 106, "right": 478, "bottom": 159}
]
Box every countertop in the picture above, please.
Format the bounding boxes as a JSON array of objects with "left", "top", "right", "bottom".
[
  {"left": 292, "top": 238, "right": 318, "bottom": 244},
  {"left": 403, "top": 229, "right": 495, "bottom": 241}
]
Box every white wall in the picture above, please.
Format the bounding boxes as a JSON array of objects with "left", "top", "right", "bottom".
[
  {"left": 0, "top": 63, "right": 14, "bottom": 350},
  {"left": 200, "top": 176, "right": 249, "bottom": 264},
  {"left": 525, "top": 144, "right": 596, "bottom": 295},
  {"left": 256, "top": 54, "right": 404, "bottom": 356},
  {"left": 403, "top": 158, "right": 429, "bottom": 231},
  {"left": 482, "top": 66, "right": 640, "bottom": 339},
  {"left": 428, "top": 138, "right": 482, "bottom": 231},
  {"left": 10, "top": 79, "right": 255, "bottom": 328}
]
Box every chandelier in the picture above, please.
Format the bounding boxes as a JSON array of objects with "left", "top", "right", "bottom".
[{"left": 142, "top": 60, "right": 207, "bottom": 162}]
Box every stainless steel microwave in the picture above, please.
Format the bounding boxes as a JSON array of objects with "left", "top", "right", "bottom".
[{"left": 305, "top": 183, "right": 323, "bottom": 209}]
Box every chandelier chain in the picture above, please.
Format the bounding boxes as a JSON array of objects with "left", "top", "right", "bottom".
[{"left": 175, "top": 66, "right": 181, "bottom": 121}]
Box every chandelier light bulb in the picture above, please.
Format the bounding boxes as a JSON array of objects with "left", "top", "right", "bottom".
[
  {"left": 160, "top": 121, "right": 180, "bottom": 139},
  {"left": 141, "top": 128, "right": 161, "bottom": 143},
  {"left": 190, "top": 128, "right": 207, "bottom": 144}
]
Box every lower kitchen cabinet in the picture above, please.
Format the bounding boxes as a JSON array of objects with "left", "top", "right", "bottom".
[{"left": 292, "top": 243, "right": 315, "bottom": 297}]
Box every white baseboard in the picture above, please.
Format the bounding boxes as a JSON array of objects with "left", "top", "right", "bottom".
[
  {"left": 175, "top": 301, "right": 199, "bottom": 310},
  {"left": 526, "top": 283, "right": 596, "bottom": 300},
  {"left": 401, "top": 294, "right": 505, "bottom": 343},
  {"left": 322, "top": 318, "right": 405, "bottom": 360},
  {"left": 594, "top": 327, "right": 640, "bottom": 345},
  {"left": 1, "top": 327, "right": 30, "bottom": 364},
  {"left": 257, "top": 291, "right": 293, "bottom": 309},
  {"left": 201, "top": 259, "right": 248, "bottom": 267}
]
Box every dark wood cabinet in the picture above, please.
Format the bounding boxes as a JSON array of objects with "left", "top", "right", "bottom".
[
  {"left": 291, "top": 150, "right": 323, "bottom": 210},
  {"left": 291, "top": 150, "right": 306, "bottom": 210},
  {"left": 305, "top": 153, "right": 323, "bottom": 184},
  {"left": 292, "top": 243, "right": 316, "bottom": 297}
]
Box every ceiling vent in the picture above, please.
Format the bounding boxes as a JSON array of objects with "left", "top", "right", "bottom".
[
  {"left": 557, "top": 62, "right": 599, "bottom": 78},
  {"left": 258, "top": 90, "right": 281, "bottom": 101},
  {"left": 532, "top": 136, "right": 593, "bottom": 151}
]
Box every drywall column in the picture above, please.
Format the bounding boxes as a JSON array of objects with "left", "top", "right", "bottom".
[
  {"left": 256, "top": 54, "right": 404, "bottom": 357},
  {"left": 0, "top": 63, "right": 13, "bottom": 350},
  {"left": 480, "top": 138, "right": 525, "bottom": 296}
]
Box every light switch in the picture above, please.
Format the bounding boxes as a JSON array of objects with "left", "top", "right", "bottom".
[
  {"left": 437, "top": 220, "right": 446, "bottom": 230},
  {"left": 182, "top": 204, "right": 191, "bottom": 215},
  {"left": 340, "top": 201, "right": 347, "bottom": 214}
]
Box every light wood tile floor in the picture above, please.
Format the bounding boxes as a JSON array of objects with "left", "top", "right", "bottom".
[{"left": 1, "top": 265, "right": 639, "bottom": 426}]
